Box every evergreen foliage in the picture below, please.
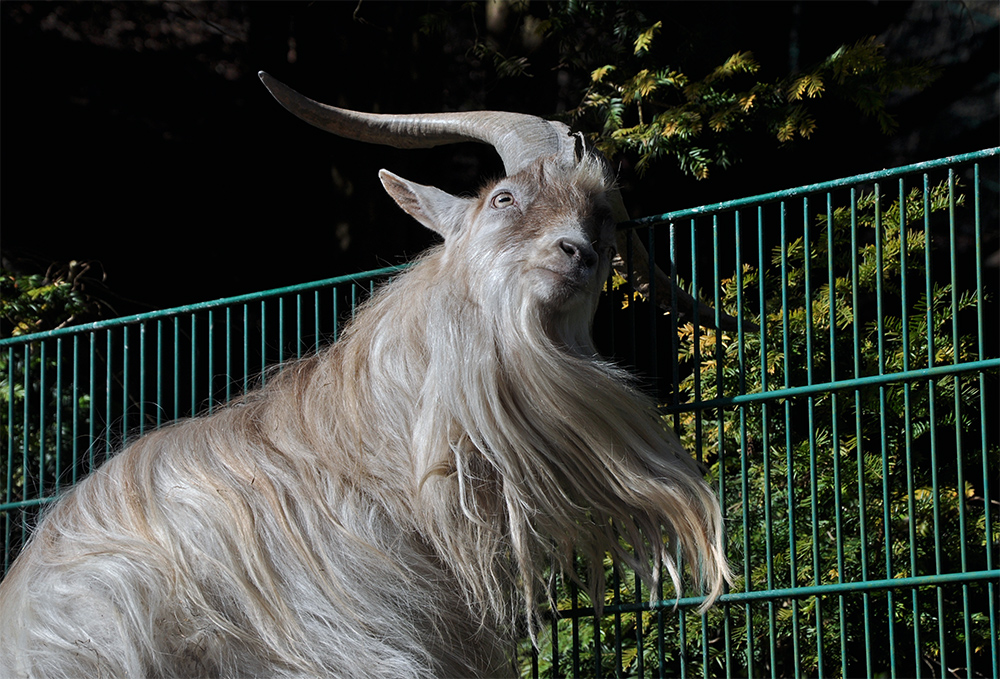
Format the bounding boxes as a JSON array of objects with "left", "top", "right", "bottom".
[
  {"left": 443, "top": 2, "right": 938, "bottom": 180},
  {"left": 1, "top": 262, "right": 105, "bottom": 337}
]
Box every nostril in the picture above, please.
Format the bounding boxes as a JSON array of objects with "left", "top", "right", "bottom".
[{"left": 558, "top": 239, "right": 598, "bottom": 268}]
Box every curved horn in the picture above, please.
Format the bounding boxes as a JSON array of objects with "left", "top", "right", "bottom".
[{"left": 259, "top": 72, "right": 578, "bottom": 176}]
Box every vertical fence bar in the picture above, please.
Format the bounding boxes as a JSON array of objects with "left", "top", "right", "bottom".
[
  {"left": 663, "top": 224, "right": 675, "bottom": 678},
  {"left": 4, "top": 347, "right": 13, "bottom": 571},
  {"left": 633, "top": 570, "right": 644, "bottom": 678},
  {"left": 711, "top": 214, "right": 734, "bottom": 678},
  {"left": 684, "top": 221, "right": 699, "bottom": 678},
  {"left": 296, "top": 293, "right": 303, "bottom": 360},
  {"left": 702, "top": 219, "right": 714, "bottom": 679},
  {"left": 21, "top": 345, "right": 30, "bottom": 510},
  {"left": 689, "top": 220, "right": 700, "bottom": 465},
  {"left": 139, "top": 322, "right": 147, "bottom": 437},
  {"left": 606, "top": 573, "right": 617, "bottom": 676},
  {"left": 172, "top": 317, "right": 180, "bottom": 421},
  {"left": 38, "top": 341, "right": 46, "bottom": 501},
  {"left": 826, "top": 191, "right": 849, "bottom": 679},
  {"left": 570, "top": 579, "right": 581, "bottom": 678},
  {"left": 677, "top": 606, "right": 686, "bottom": 678},
  {"left": 779, "top": 200, "right": 803, "bottom": 677},
  {"left": 756, "top": 204, "right": 777, "bottom": 679},
  {"left": 190, "top": 315, "right": 197, "bottom": 417},
  {"left": 260, "top": 300, "right": 267, "bottom": 385},
  {"left": 899, "top": 178, "right": 921, "bottom": 677},
  {"left": 54, "top": 338, "right": 63, "bottom": 496},
  {"left": 849, "top": 187, "right": 874, "bottom": 679},
  {"left": 735, "top": 209, "right": 754, "bottom": 679},
  {"left": 687, "top": 216, "right": 699, "bottom": 679},
  {"left": 802, "top": 195, "right": 825, "bottom": 677},
  {"left": 243, "top": 305, "right": 250, "bottom": 394},
  {"left": 207, "top": 310, "right": 214, "bottom": 414},
  {"left": 550, "top": 578, "right": 560, "bottom": 676},
  {"left": 947, "top": 169, "right": 974, "bottom": 672},
  {"left": 974, "top": 162, "right": 999, "bottom": 679},
  {"left": 873, "top": 183, "right": 900, "bottom": 678},
  {"left": 666, "top": 226, "right": 677, "bottom": 428},
  {"left": 314, "top": 290, "right": 321, "bottom": 354},
  {"left": 225, "top": 307, "right": 232, "bottom": 405},
  {"left": 156, "top": 320, "right": 164, "bottom": 429},
  {"left": 278, "top": 298, "right": 285, "bottom": 366},
  {"left": 72, "top": 335, "right": 80, "bottom": 485},
  {"left": 121, "top": 326, "right": 129, "bottom": 445},
  {"left": 922, "top": 172, "right": 947, "bottom": 679},
  {"left": 87, "top": 333, "right": 94, "bottom": 470},
  {"left": 332, "top": 287, "right": 340, "bottom": 342},
  {"left": 104, "top": 329, "right": 112, "bottom": 460}
]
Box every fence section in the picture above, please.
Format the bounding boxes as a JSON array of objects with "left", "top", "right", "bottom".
[
  {"left": 1, "top": 265, "right": 402, "bottom": 573},
  {"left": 2, "top": 149, "right": 998, "bottom": 677},
  {"left": 528, "top": 148, "right": 999, "bottom": 678}
]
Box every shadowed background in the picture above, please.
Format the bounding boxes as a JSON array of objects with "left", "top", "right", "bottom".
[{"left": 1, "top": 1, "right": 996, "bottom": 320}]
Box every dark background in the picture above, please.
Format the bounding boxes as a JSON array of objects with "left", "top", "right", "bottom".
[{"left": 2, "top": 1, "right": 997, "bottom": 321}]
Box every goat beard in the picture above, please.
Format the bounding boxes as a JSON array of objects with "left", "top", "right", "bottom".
[{"left": 330, "top": 251, "right": 729, "bottom": 639}]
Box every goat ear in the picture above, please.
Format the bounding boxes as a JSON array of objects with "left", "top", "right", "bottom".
[{"left": 378, "top": 169, "right": 469, "bottom": 239}]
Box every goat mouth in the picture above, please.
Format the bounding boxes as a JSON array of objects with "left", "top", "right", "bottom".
[
  {"left": 532, "top": 267, "right": 600, "bottom": 308},
  {"left": 535, "top": 267, "right": 591, "bottom": 291},
  {"left": 537, "top": 260, "right": 599, "bottom": 282}
]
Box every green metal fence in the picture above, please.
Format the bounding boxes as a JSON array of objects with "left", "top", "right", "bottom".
[{"left": 2, "top": 148, "right": 998, "bottom": 677}]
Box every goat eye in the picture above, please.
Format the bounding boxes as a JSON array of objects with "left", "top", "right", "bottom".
[{"left": 490, "top": 191, "right": 515, "bottom": 209}]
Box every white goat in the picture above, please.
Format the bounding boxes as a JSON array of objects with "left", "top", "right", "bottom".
[{"left": 0, "top": 73, "right": 730, "bottom": 678}]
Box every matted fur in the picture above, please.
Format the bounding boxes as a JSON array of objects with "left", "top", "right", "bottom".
[{"left": 0, "top": 156, "right": 729, "bottom": 678}]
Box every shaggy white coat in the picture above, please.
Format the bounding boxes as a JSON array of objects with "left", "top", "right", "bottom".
[{"left": 0, "top": 158, "right": 728, "bottom": 678}]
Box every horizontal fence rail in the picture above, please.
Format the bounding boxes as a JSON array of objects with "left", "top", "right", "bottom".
[
  {"left": 2, "top": 266, "right": 404, "bottom": 564},
  {"left": 2, "top": 148, "right": 998, "bottom": 677}
]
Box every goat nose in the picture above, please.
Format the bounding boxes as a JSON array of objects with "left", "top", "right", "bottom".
[{"left": 559, "top": 239, "right": 598, "bottom": 268}]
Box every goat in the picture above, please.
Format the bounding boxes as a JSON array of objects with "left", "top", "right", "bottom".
[{"left": 0, "top": 73, "right": 730, "bottom": 678}]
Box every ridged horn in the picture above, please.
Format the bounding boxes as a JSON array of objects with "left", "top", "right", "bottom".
[{"left": 259, "top": 71, "right": 579, "bottom": 176}]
